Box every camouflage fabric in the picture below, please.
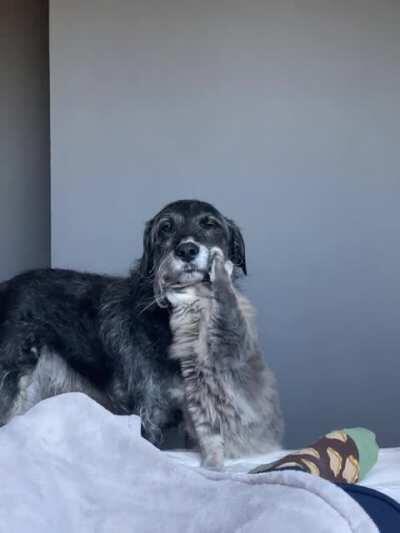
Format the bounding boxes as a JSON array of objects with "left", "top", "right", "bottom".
[{"left": 250, "top": 430, "right": 369, "bottom": 484}]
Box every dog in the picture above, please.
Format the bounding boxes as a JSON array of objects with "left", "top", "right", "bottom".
[{"left": 0, "top": 199, "right": 283, "bottom": 454}]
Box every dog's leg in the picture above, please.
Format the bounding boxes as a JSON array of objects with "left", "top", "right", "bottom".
[
  {"left": 108, "top": 353, "right": 177, "bottom": 448},
  {"left": 0, "top": 340, "right": 40, "bottom": 425},
  {"left": 0, "top": 367, "right": 21, "bottom": 425},
  {"left": 139, "top": 395, "right": 176, "bottom": 447}
]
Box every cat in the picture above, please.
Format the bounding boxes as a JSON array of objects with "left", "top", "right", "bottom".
[{"left": 166, "top": 248, "right": 283, "bottom": 470}]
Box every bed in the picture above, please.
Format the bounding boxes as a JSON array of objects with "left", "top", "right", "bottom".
[
  {"left": 0, "top": 393, "right": 398, "bottom": 532},
  {"left": 166, "top": 446, "right": 400, "bottom": 503}
]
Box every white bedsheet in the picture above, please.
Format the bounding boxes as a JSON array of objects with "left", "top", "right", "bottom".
[
  {"left": 0, "top": 394, "right": 382, "bottom": 532},
  {"left": 166, "top": 445, "right": 400, "bottom": 503}
]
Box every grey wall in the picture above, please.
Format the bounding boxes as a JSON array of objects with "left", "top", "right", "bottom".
[
  {"left": 0, "top": 0, "right": 50, "bottom": 281},
  {"left": 50, "top": 0, "right": 400, "bottom": 447}
]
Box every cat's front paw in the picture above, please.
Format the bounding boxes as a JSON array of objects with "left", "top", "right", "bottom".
[
  {"left": 209, "top": 247, "right": 233, "bottom": 284},
  {"left": 201, "top": 448, "right": 224, "bottom": 471}
]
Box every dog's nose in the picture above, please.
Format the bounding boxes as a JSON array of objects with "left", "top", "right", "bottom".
[{"left": 175, "top": 242, "right": 200, "bottom": 262}]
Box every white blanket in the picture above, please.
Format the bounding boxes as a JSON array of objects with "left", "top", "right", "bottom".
[
  {"left": 0, "top": 393, "right": 379, "bottom": 533},
  {"left": 168, "top": 442, "right": 400, "bottom": 503}
]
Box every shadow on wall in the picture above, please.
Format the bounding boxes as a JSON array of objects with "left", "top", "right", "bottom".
[{"left": 0, "top": 0, "right": 50, "bottom": 281}]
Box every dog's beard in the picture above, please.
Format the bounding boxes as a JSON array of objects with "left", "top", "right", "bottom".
[{"left": 153, "top": 247, "right": 210, "bottom": 306}]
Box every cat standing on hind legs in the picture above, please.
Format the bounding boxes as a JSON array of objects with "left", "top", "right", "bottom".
[{"left": 167, "top": 247, "right": 283, "bottom": 470}]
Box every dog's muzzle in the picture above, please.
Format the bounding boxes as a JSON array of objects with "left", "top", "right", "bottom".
[
  {"left": 172, "top": 239, "right": 210, "bottom": 283},
  {"left": 154, "top": 240, "right": 210, "bottom": 304}
]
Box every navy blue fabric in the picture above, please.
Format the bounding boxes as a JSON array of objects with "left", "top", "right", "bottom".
[
  {"left": 337, "top": 484, "right": 400, "bottom": 532},
  {"left": 254, "top": 467, "right": 400, "bottom": 531}
]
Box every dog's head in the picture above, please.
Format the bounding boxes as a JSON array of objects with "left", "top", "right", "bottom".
[{"left": 139, "top": 200, "right": 246, "bottom": 304}]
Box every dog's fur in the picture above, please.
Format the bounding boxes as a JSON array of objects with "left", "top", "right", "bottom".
[{"left": 0, "top": 199, "right": 283, "bottom": 456}]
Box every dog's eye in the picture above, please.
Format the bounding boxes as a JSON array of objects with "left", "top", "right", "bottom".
[
  {"left": 199, "top": 216, "right": 219, "bottom": 229},
  {"left": 159, "top": 220, "right": 174, "bottom": 234}
]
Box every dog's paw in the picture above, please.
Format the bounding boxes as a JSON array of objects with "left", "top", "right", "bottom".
[{"left": 166, "top": 286, "right": 198, "bottom": 307}]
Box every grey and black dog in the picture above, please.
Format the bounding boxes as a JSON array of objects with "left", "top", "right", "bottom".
[{"left": 0, "top": 199, "right": 283, "bottom": 460}]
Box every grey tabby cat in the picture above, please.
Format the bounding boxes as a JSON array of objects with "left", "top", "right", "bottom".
[{"left": 166, "top": 247, "right": 283, "bottom": 470}]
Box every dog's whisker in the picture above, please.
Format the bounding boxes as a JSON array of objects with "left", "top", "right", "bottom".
[{"left": 137, "top": 297, "right": 159, "bottom": 315}]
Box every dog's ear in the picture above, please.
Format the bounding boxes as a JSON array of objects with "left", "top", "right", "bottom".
[
  {"left": 225, "top": 218, "right": 247, "bottom": 275},
  {"left": 139, "top": 218, "right": 155, "bottom": 276}
]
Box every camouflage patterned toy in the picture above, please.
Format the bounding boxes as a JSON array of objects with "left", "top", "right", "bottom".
[{"left": 250, "top": 427, "right": 379, "bottom": 483}]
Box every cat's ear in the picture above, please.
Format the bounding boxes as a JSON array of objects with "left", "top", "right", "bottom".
[{"left": 225, "top": 218, "right": 247, "bottom": 275}]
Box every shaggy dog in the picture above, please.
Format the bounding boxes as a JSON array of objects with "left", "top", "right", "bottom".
[{"left": 0, "top": 200, "right": 283, "bottom": 459}]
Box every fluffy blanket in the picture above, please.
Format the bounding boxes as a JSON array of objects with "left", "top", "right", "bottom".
[{"left": 0, "top": 393, "right": 377, "bottom": 532}]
